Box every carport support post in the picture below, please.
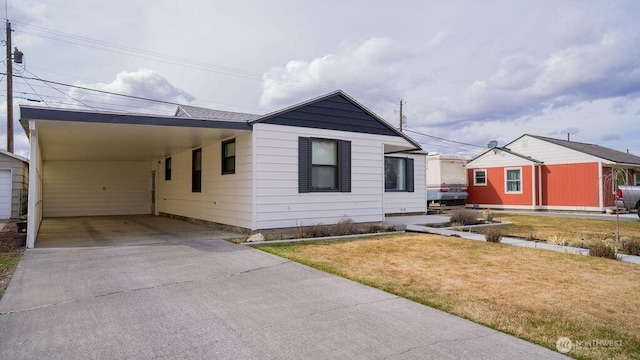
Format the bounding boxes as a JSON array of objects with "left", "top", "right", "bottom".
[{"left": 26, "top": 121, "right": 40, "bottom": 248}]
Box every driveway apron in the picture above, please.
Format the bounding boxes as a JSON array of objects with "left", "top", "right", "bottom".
[{"left": 0, "top": 217, "right": 568, "bottom": 359}]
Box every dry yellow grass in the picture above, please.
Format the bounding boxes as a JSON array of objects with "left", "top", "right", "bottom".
[
  {"left": 256, "top": 234, "right": 640, "bottom": 360},
  {"left": 490, "top": 214, "right": 640, "bottom": 242}
]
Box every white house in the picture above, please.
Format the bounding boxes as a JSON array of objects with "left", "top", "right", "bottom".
[
  {"left": 0, "top": 150, "right": 28, "bottom": 219},
  {"left": 20, "top": 90, "right": 425, "bottom": 248}
]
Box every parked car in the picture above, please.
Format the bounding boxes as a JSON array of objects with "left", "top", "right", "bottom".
[{"left": 617, "top": 185, "right": 640, "bottom": 218}]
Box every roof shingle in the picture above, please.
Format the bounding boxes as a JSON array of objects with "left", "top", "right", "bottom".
[{"left": 176, "top": 105, "right": 261, "bottom": 122}]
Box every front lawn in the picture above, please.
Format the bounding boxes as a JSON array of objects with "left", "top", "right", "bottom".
[
  {"left": 255, "top": 233, "right": 640, "bottom": 360},
  {"left": 490, "top": 213, "right": 640, "bottom": 242}
]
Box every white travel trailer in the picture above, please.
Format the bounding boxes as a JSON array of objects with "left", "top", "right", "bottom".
[{"left": 426, "top": 153, "right": 468, "bottom": 209}]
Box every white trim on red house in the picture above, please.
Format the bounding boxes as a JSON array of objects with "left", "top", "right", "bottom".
[
  {"left": 466, "top": 204, "right": 604, "bottom": 212},
  {"left": 473, "top": 168, "right": 487, "bottom": 186},
  {"left": 530, "top": 164, "right": 536, "bottom": 208},
  {"left": 504, "top": 167, "right": 523, "bottom": 194}
]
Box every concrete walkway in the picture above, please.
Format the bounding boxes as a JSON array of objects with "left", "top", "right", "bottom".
[
  {"left": 385, "top": 214, "right": 640, "bottom": 265},
  {"left": 0, "top": 216, "right": 568, "bottom": 359}
]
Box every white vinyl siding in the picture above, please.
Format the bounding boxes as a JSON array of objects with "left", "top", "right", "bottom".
[
  {"left": 507, "top": 136, "right": 605, "bottom": 164},
  {"left": 0, "top": 153, "right": 28, "bottom": 219},
  {"left": 158, "top": 132, "right": 253, "bottom": 229},
  {"left": 253, "top": 123, "right": 412, "bottom": 229},
  {"left": 0, "top": 170, "right": 12, "bottom": 218},
  {"left": 384, "top": 153, "right": 426, "bottom": 214},
  {"left": 42, "top": 161, "right": 152, "bottom": 217},
  {"left": 467, "top": 150, "right": 537, "bottom": 168}
]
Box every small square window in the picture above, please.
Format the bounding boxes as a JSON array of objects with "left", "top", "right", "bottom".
[
  {"left": 164, "top": 157, "right": 172, "bottom": 181},
  {"left": 474, "top": 169, "right": 487, "bottom": 186}
]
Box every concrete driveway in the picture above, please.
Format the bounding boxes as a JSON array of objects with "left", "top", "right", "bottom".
[{"left": 0, "top": 216, "right": 568, "bottom": 359}]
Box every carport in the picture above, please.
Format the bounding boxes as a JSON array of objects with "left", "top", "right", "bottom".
[
  {"left": 20, "top": 105, "right": 251, "bottom": 248},
  {"left": 35, "top": 215, "right": 243, "bottom": 248}
]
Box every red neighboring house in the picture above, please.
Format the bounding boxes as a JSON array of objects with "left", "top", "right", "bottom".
[{"left": 466, "top": 134, "right": 640, "bottom": 211}]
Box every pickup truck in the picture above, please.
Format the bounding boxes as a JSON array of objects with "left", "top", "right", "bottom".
[{"left": 617, "top": 185, "right": 640, "bottom": 218}]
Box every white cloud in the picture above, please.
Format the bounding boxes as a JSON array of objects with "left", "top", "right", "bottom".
[
  {"left": 68, "top": 69, "right": 194, "bottom": 114},
  {"left": 260, "top": 37, "right": 423, "bottom": 109}
]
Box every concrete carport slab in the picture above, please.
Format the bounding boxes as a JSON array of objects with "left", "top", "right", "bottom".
[
  {"left": 34, "top": 215, "right": 242, "bottom": 248},
  {"left": 0, "top": 216, "right": 568, "bottom": 359}
]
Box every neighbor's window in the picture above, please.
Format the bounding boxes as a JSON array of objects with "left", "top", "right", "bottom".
[
  {"left": 192, "top": 148, "right": 202, "bottom": 192},
  {"left": 505, "top": 168, "right": 521, "bottom": 193},
  {"left": 311, "top": 139, "right": 338, "bottom": 190},
  {"left": 164, "top": 157, "right": 172, "bottom": 181},
  {"left": 473, "top": 169, "right": 486, "bottom": 186},
  {"left": 222, "top": 139, "right": 236, "bottom": 175},
  {"left": 298, "top": 137, "right": 351, "bottom": 193},
  {"left": 384, "top": 157, "right": 415, "bottom": 192}
]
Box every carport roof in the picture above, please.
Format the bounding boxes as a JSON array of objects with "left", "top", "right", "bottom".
[
  {"left": 19, "top": 106, "right": 252, "bottom": 161},
  {"left": 20, "top": 106, "right": 252, "bottom": 132}
]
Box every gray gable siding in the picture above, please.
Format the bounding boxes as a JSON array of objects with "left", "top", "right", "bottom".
[{"left": 257, "top": 95, "right": 399, "bottom": 137}]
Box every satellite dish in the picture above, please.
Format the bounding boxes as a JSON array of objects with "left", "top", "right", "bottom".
[{"left": 487, "top": 140, "right": 498, "bottom": 148}]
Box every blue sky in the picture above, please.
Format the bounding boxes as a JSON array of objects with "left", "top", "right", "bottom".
[{"left": 5, "top": 0, "right": 640, "bottom": 158}]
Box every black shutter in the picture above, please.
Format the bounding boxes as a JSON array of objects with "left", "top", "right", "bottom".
[
  {"left": 406, "top": 158, "right": 414, "bottom": 192},
  {"left": 340, "top": 140, "right": 351, "bottom": 192},
  {"left": 298, "top": 137, "right": 311, "bottom": 193}
]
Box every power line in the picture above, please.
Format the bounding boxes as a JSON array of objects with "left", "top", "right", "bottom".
[
  {"left": 5, "top": 72, "right": 180, "bottom": 107},
  {"left": 404, "top": 128, "right": 486, "bottom": 149},
  {"left": 12, "top": 21, "right": 400, "bottom": 105}
]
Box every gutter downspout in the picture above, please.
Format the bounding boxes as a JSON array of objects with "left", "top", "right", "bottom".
[{"left": 598, "top": 162, "right": 603, "bottom": 210}]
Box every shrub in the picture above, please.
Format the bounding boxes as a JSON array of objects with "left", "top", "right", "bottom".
[
  {"left": 484, "top": 227, "right": 502, "bottom": 243},
  {"left": 547, "top": 235, "right": 568, "bottom": 246},
  {"left": 482, "top": 209, "right": 494, "bottom": 222},
  {"left": 296, "top": 222, "right": 331, "bottom": 238},
  {"left": 621, "top": 239, "right": 640, "bottom": 256},
  {"left": 589, "top": 242, "right": 619, "bottom": 260},
  {"left": 332, "top": 216, "right": 357, "bottom": 236},
  {"left": 449, "top": 209, "right": 480, "bottom": 226}
]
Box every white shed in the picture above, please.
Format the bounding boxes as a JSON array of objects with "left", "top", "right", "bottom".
[{"left": 0, "top": 150, "right": 28, "bottom": 219}]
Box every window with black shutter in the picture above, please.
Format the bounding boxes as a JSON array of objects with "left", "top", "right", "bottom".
[
  {"left": 384, "top": 157, "right": 414, "bottom": 192},
  {"left": 299, "top": 137, "right": 351, "bottom": 193}
]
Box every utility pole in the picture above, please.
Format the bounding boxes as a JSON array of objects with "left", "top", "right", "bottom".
[
  {"left": 5, "top": 20, "right": 13, "bottom": 153},
  {"left": 399, "top": 99, "right": 403, "bottom": 132}
]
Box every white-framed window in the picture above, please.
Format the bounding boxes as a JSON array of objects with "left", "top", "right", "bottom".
[
  {"left": 505, "top": 167, "right": 522, "bottom": 194},
  {"left": 473, "top": 169, "right": 487, "bottom": 186}
]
